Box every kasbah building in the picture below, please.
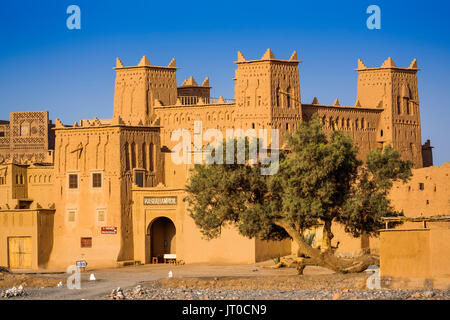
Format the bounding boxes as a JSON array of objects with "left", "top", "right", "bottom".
[{"left": 0, "top": 49, "right": 449, "bottom": 281}]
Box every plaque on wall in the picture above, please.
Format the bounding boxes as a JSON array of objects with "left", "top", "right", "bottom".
[
  {"left": 101, "top": 226, "right": 117, "bottom": 234},
  {"left": 144, "top": 196, "right": 177, "bottom": 205}
]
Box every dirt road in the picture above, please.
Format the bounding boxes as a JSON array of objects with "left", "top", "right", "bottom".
[{"left": 3, "top": 262, "right": 312, "bottom": 299}]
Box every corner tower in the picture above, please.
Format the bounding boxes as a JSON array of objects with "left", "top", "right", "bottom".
[
  {"left": 356, "top": 57, "right": 423, "bottom": 167},
  {"left": 113, "top": 56, "right": 178, "bottom": 126},
  {"left": 234, "top": 49, "right": 302, "bottom": 143}
]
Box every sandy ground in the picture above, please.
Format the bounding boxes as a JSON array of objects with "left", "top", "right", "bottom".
[
  {"left": 0, "top": 261, "right": 335, "bottom": 299},
  {"left": 155, "top": 273, "right": 368, "bottom": 291},
  {"left": 0, "top": 272, "right": 65, "bottom": 289},
  {"left": 1, "top": 261, "right": 448, "bottom": 300}
]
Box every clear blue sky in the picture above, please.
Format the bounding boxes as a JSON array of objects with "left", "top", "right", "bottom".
[{"left": 0, "top": 0, "right": 449, "bottom": 165}]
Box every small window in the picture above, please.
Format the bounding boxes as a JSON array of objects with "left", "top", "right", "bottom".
[
  {"left": 404, "top": 97, "right": 410, "bottom": 115},
  {"left": 252, "top": 123, "right": 255, "bottom": 129},
  {"left": 69, "top": 174, "right": 78, "bottom": 189},
  {"left": 81, "top": 237, "right": 92, "bottom": 248},
  {"left": 135, "top": 171, "right": 144, "bottom": 188},
  {"left": 20, "top": 122, "right": 30, "bottom": 136},
  {"left": 380, "top": 130, "right": 383, "bottom": 137},
  {"left": 286, "top": 87, "right": 291, "bottom": 108},
  {"left": 92, "top": 173, "right": 102, "bottom": 188},
  {"left": 276, "top": 87, "right": 280, "bottom": 107},
  {"left": 286, "top": 123, "right": 289, "bottom": 131},
  {"left": 0, "top": 131, "right": 4, "bottom": 137},
  {"left": 67, "top": 210, "right": 76, "bottom": 222},
  {"left": 419, "top": 183, "right": 424, "bottom": 190},
  {"left": 97, "top": 209, "right": 106, "bottom": 222}
]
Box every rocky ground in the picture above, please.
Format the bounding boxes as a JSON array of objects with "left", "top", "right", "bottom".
[
  {"left": 108, "top": 284, "right": 450, "bottom": 300},
  {"left": 105, "top": 274, "right": 450, "bottom": 300},
  {"left": 0, "top": 271, "right": 64, "bottom": 290},
  {"left": 1, "top": 264, "right": 449, "bottom": 300}
]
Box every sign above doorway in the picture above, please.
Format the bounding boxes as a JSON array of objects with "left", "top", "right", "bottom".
[{"left": 144, "top": 196, "right": 177, "bottom": 205}]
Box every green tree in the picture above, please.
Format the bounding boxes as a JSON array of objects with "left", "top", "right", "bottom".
[
  {"left": 185, "top": 115, "right": 412, "bottom": 273},
  {"left": 339, "top": 145, "right": 412, "bottom": 239}
]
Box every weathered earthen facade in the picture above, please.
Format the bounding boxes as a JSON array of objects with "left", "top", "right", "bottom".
[
  {"left": 0, "top": 49, "right": 446, "bottom": 270},
  {"left": 0, "top": 111, "right": 55, "bottom": 165}
]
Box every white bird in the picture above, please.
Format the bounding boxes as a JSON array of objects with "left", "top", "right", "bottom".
[
  {"left": 168, "top": 271, "right": 173, "bottom": 278},
  {"left": 89, "top": 273, "right": 96, "bottom": 281},
  {"left": 57, "top": 281, "right": 63, "bottom": 287}
]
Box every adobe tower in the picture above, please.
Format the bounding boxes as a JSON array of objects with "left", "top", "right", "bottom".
[
  {"left": 234, "top": 49, "right": 302, "bottom": 142},
  {"left": 356, "top": 57, "right": 422, "bottom": 167},
  {"left": 112, "top": 56, "right": 178, "bottom": 126}
]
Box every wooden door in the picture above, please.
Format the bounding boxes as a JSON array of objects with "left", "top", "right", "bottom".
[{"left": 8, "top": 237, "right": 32, "bottom": 269}]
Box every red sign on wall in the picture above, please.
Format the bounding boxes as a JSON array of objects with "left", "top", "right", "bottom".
[{"left": 101, "top": 227, "right": 117, "bottom": 234}]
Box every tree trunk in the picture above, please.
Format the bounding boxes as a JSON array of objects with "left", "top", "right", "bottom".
[
  {"left": 321, "top": 220, "right": 333, "bottom": 253},
  {"left": 361, "top": 232, "right": 370, "bottom": 254},
  {"left": 273, "top": 221, "right": 378, "bottom": 274}
]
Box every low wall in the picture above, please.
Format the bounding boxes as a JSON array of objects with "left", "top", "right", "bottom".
[{"left": 380, "top": 228, "right": 450, "bottom": 289}]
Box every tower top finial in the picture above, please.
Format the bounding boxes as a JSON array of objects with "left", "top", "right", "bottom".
[
  {"left": 201, "top": 77, "right": 210, "bottom": 87},
  {"left": 168, "top": 58, "right": 176, "bottom": 68},
  {"left": 408, "top": 58, "right": 418, "bottom": 69},
  {"left": 182, "top": 76, "right": 198, "bottom": 87},
  {"left": 116, "top": 57, "right": 124, "bottom": 68},
  {"left": 138, "top": 56, "right": 151, "bottom": 67},
  {"left": 261, "top": 48, "right": 276, "bottom": 60},
  {"left": 289, "top": 50, "right": 298, "bottom": 61},
  {"left": 333, "top": 98, "right": 340, "bottom": 106},
  {"left": 357, "top": 58, "right": 367, "bottom": 70},
  {"left": 237, "top": 51, "right": 246, "bottom": 62},
  {"left": 381, "top": 57, "right": 397, "bottom": 68}
]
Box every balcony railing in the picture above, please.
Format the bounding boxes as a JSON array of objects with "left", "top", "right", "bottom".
[{"left": 178, "top": 96, "right": 235, "bottom": 105}]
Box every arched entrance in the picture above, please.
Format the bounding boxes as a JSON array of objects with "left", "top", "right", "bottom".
[{"left": 147, "top": 217, "right": 176, "bottom": 263}]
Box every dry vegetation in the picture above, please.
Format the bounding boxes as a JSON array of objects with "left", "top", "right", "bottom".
[
  {"left": 0, "top": 272, "right": 64, "bottom": 289},
  {"left": 155, "top": 273, "right": 370, "bottom": 291}
]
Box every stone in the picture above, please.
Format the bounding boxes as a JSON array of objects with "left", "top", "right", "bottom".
[
  {"left": 332, "top": 292, "right": 341, "bottom": 300},
  {"left": 411, "top": 292, "right": 421, "bottom": 299}
]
